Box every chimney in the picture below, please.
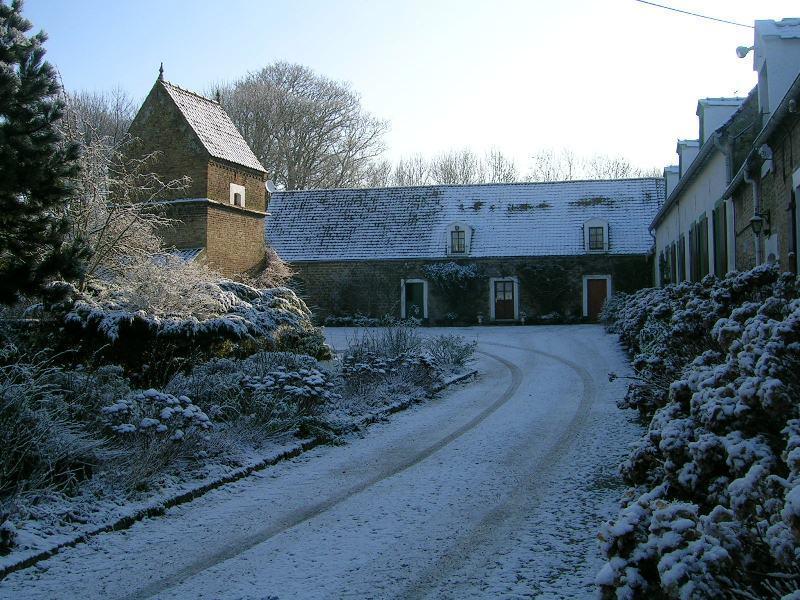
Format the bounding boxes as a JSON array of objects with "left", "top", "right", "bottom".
[
  {"left": 664, "top": 165, "right": 679, "bottom": 197},
  {"left": 676, "top": 140, "right": 700, "bottom": 178},
  {"left": 753, "top": 19, "right": 800, "bottom": 120}
]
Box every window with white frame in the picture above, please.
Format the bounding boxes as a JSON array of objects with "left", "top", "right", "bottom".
[
  {"left": 584, "top": 219, "right": 609, "bottom": 253},
  {"left": 230, "top": 183, "right": 246, "bottom": 208},
  {"left": 446, "top": 222, "right": 472, "bottom": 255}
]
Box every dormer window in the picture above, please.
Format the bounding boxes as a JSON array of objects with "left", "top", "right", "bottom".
[
  {"left": 230, "top": 183, "right": 246, "bottom": 208},
  {"left": 446, "top": 222, "right": 472, "bottom": 256},
  {"left": 584, "top": 219, "right": 609, "bottom": 253},
  {"left": 588, "top": 226, "right": 604, "bottom": 251},
  {"left": 451, "top": 226, "right": 466, "bottom": 254}
]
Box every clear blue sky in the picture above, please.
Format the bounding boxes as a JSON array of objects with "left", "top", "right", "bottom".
[{"left": 27, "top": 0, "right": 799, "bottom": 172}]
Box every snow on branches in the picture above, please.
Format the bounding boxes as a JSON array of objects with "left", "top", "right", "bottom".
[{"left": 600, "top": 265, "right": 800, "bottom": 598}]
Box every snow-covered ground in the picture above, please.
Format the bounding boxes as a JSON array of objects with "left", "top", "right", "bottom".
[{"left": 0, "top": 325, "right": 640, "bottom": 599}]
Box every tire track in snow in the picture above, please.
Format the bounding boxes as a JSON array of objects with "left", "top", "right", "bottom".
[
  {"left": 399, "top": 338, "right": 598, "bottom": 599},
  {"left": 125, "top": 350, "right": 522, "bottom": 600}
]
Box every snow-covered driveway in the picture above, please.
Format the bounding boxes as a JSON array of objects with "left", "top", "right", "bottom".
[{"left": 1, "top": 325, "right": 640, "bottom": 599}]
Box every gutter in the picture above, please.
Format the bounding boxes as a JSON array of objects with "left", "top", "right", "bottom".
[{"left": 722, "top": 70, "right": 800, "bottom": 200}]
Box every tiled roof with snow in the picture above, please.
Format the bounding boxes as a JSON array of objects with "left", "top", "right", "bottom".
[
  {"left": 161, "top": 81, "right": 266, "bottom": 173},
  {"left": 266, "top": 179, "right": 664, "bottom": 261}
]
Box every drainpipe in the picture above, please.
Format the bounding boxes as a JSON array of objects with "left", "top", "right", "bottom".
[{"left": 743, "top": 167, "right": 763, "bottom": 265}]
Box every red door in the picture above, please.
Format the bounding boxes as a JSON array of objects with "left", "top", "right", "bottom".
[
  {"left": 494, "top": 281, "right": 515, "bottom": 320},
  {"left": 587, "top": 279, "right": 607, "bottom": 321}
]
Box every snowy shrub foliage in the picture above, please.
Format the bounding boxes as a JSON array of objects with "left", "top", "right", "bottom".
[
  {"left": 422, "top": 261, "right": 478, "bottom": 285},
  {"left": 62, "top": 274, "right": 328, "bottom": 383},
  {"left": 599, "top": 265, "right": 800, "bottom": 598}
]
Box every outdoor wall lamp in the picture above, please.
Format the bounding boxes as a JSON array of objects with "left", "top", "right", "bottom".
[
  {"left": 750, "top": 214, "right": 764, "bottom": 235},
  {"left": 736, "top": 45, "right": 753, "bottom": 59},
  {"left": 750, "top": 211, "right": 770, "bottom": 236}
]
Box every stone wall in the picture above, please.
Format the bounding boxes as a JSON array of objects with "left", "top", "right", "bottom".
[
  {"left": 289, "top": 254, "right": 652, "bottom": 323},
  {"left": 207, "top": 160, "right": 267, "bottom": 213},
  {"left": 127, "top": 84, "right": 208, "bottom": 200}
]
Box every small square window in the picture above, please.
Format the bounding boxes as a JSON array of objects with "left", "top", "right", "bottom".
[
  {"left": 233, "top": 192, "right": 242, "bottom": 207},
  {"left": 451, "top": 226, "right": 466, "bottom": 253},
  {"left": 589, "top": 226, "right": 604, "bottom": 251}
]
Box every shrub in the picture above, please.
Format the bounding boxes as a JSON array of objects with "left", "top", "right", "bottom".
[
  {"left": 100, "top": 388, "right": 212, "bottom": 487},
  {"left": 423, "top": 334, "right": 476, "bottom": 370},
  {"left": 599, "top": 266, "right": 800, "bottom": 598},
  {"left": 0, "top": 358, "right": 108, "bottom": 499},
  {"left": 60, "top": 275, "right": 328, "bottom": 384},
  {"left": 345, "top": 320, "right": 422, "bottom": 361}
]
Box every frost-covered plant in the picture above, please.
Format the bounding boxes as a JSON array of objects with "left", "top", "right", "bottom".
[
  {"left": 0, "top": 511, "right": 15, "bottom": 556},
  {"left": 345, "top": 320, "right": 422, "bottom": 361},
  {"left": 166, "top": 352, "right": 336, "bottom": 438},
  {"left": 0, "top": 359, "right": 108, "bottom": 499},
  {"left": 423, "top": 334, "right": 476, "bottom": 370},
  {"left": 101, "top": 388, "right": 211, "bottom": 486},
  {"left": 422, "top": 262, "right": 478, "bottom": 286},
  {"left": 62, "top": 277, "right": 328, "bottom": 383},
  {"left": 599, "top": 266, "right": 800, "bottom": 598}
]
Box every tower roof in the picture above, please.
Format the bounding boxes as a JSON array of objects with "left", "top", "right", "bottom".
[{"left": 159, "top": 79, "right": 266, "bottom": 173}]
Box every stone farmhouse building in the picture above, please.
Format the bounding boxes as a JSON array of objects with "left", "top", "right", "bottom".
[
  {"left": 266, "top": 179, "right": 664, "bottom": 323},
  {"left": 127, "top": 70, "right": 269, "bottom": 276},
  {"left": 653, "top": 18, "right": 800, "bottom": 283}
]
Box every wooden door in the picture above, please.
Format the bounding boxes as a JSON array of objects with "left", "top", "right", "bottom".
[
  {"left": 494, "top": 281, "right": 515, "bottom": 320},
  {"left": 587, "top": 279, "right": 607, "bottom": 321},
  {"left": 405, "top": 282, "right": 425, "bottom": 319}
]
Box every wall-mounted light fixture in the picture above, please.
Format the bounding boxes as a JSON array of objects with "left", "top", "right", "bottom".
[
  {"left": 736, "top": 45, "right": 753, "bottom": 59},
  {"left": 750, "top": 213, "right": 764, "bottom": 235}
]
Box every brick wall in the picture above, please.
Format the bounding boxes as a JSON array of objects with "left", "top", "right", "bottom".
[
  {"left": 289, "top": 254, "right": 651, "bottom": 323},
  {"left": 207, "top": 160, "right": 267, "bottom": 213},
  {"left": 127, "top": 83, "right": 208, "bottom": 200},
  {"left": 732, "top": 110, "right": 800, "bottom": 272},
  {"left": 732, "top": 183, "right": 756, "bottom": 270},
  {"left": 156, "top": 202, "right": 208, "bottom": 249},
  {"left": 205, "top": 203, "right": 266, "bottom": 275}
]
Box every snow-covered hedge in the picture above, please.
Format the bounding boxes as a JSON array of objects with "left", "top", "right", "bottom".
[
  {"left": 599, "top": 265, "right": 800, "bottom": 598},
  {"left": 62, "top": 280, "right": 328, "bottom": 383}
]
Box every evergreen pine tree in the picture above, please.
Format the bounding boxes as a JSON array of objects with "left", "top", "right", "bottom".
[{"left": 0, "top": 0, "right": 83, "bottom": 305}]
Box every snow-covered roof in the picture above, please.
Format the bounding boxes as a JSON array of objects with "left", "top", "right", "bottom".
[
  {"left": 266, "top": 179, "right": 664, "bottom": 261},
  {"left": 160, "top": 80, "right": 266, "bottom": 173},
  {"left": 167, "top": 247, "right": 204, "bottom": 262}
]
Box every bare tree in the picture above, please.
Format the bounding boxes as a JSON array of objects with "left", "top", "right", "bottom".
[
  {"left": 64, "top": 88, "right": 136, "bottom": 147},
  {"left": 484, "top": 148, "right": 518, "bottom": 183},
  {"left": 213, "top": 62, "right": 389, "bottom": 190},
  {"left": 429, "top": 148, "right": 486, "bottom": 185},
  {"left": 526, "top": 148, "right": 579, "bottom": 182},
  {"left": 359, "top": 159, "right": 394, "bottom": 188},
  {"left": 58, "top": 97, "right": 188, "bottom": 288},
  {"left": 393, "top": 154, "right": 430, "bottom": 186}
]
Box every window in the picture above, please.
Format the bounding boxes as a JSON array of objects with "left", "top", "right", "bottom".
[
  {"left": 229, "top": 183, "right": 246, "bottom": 208},
  {"left": 677, "top": 234, "right": 686, "bottom": 282},
  {"left": 584, "top": 219, "right": 608, "bottom": 253},
  {"left": 446, "top": 222, "right": 472, "bottom": 256},
  {"left": 588, "top": 227, "right": 604, "bottom": 251},
  {"left": 689, "top": 216, "right": 709, "bottom": 281},
  {"left": 451, "top": 226, "right": 466, "bottom": 254}
]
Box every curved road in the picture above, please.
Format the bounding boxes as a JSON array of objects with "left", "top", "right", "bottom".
[{"left": 1, "top": 325, "right": 640, "bottom": 599}]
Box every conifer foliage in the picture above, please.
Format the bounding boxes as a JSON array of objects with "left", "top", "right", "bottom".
[{"left": 0, "top": 0, "right": 81, "bottom": 304}]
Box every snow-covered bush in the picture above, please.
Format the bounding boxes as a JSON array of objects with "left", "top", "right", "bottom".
[
  {"left": 167, "top": 352, "right": 339, "bottom": 439},
  {"left": 345, "top": 320, "right": 422, "bottom": 361},
  {"left": 423, "top": 334, "right": 476, "bottom": 370},
  {"left": 600, "top": 266, "right": 800, "bottom": 598},
  {"left": 422, "top": 262, "right": 478, "bottom": 285},
  {"left": 62, "top": 271, "right": 328, "bottom": 384},
  {"left": 0, "top": 359, "right": 108, "bottom": 499},
  {"left": 100, "top": 388, "right": 211, "bottom": 487}
]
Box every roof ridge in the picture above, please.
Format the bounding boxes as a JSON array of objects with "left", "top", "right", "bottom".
[
  {"left": 160, "top": 79, "right": 219, "bottom": 105},
  {"left": 274, "top": 177, "right": 663, "bottom": 194}
]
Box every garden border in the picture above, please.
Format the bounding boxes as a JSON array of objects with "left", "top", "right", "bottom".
[{"left": 0, "top": 368, "right": 477, "bottom": 581}]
